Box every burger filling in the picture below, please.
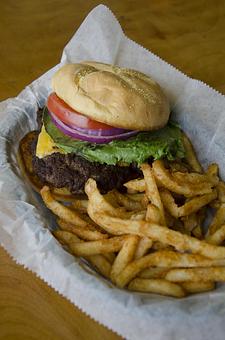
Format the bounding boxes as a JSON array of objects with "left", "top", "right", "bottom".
[{"left": 31, "top": 92, "right": 185, "bottom": 194}]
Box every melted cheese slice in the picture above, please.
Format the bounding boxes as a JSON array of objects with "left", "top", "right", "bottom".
[{"left": 36, "top": 125, "right": 64, "bottom": 158}]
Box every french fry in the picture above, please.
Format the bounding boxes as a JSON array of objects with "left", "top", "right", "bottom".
[
  {"left": 197, "top": 207, "right": 207, "bottom": 227},
  {"left": 141, "top": 163, "right": 166, "bottom": 225},
  {"left": 180, "top": 281, "right": 215, "bottom": 294},
  {"left": 172, "top": 218, "right": 189, "bottom": 235},
  {"left": 160, "top": 188, "right": 217, "bottom": 218},
  {"left": 192, "top": 225, "right": 203, "bottom": 239},
  {"left": 71, "top": 199, "right": 88, "bottom": 213},
  {"left": 173, "top": 166, "right": 218, "bottom": 186},
  {"left": 126, "top": 188, "right": 139, "bottom": 194},
  {"left": 182, "top": 133, "right": 202, "bottom": 173},
  {"left": 123, "top": 178, "right": 146, "bottom": 192},
  {"left": 130, "top": 211, "right": 146, "bottom": 221},
  {"left": 67, "top": 236, "right": 126, "bottom": 257},
  {"left": 51, "top": 187, "right": 77, "bottom": 202},
  {"left": 207, "top": 163, "right": 219, "bottom": 178},
  {"left": 138, "top": 267, "right": 169, "bottom": 279},
  {"left": 41, "top": 186, "right": 90, "bottom": 228},
  {"left": 54, "top": 230, "right": 80, "bottom": 244},
  {"left": 217, "top": 181, "right": 225, "bottom": 203},
  {"left": 54, "top": 230, "right": 125, "bottom": 256},
  {"left": 104, "top": 253, "right": 116, "bottom": 264},
  {"left": 151, "top": 241, "right": 172, "bottom": 250},
  {"left": 212, "top": 182, "right": 225, "bottom": 208},
  {"left": 128, "top": 278, "right": 186, "bottom": 298},
  {"left": 88, "top": 254, "right": 112, "bottom": 278},
  {"left": 104, "top": 191, "right": 121, "bottom": 208},
  {"left": 208, "top": 203, "right": 225, "bottom": 235},
  {"left": 134, "top": 237, "right": 152, "bottom": 259},
  {"left": 126, "top": 193, "right": 145, "bottom": 202},
  {"left": 179, "top": 190, "right": 217, "bottom": 217},
  {"left": 141, "top": 194, "right": 150, "bottom": 209},
  {"left": 112, "top": 191, "right": 144, "bottom": 211},
  {"left": 166, "top": 267, "right": 225, "bottom": 282},
  {"left": 209, "top": 200, "right": 220, "bottom": 210},
  {"left": 164, "top": 211, "right": 176, "bottom": 228},
  {"left": 159, "top": 189, "right": 179, "bottom": 217},
  {"left": 152, "top": 160, "right": 214, "bottom": 197},
  {"left": 53, "top": 230, "right": 112, "bottom": 278},
  {"left": 168, "top": 160, "right": 189, "bottom": 173},
  {"left": 42, "top": 133, "right": 225, "bottom": 298},
  {"left": 84, "top": 180, "right": 133, "bottom": 219},
  {"left": 145, "top": 204, "right": 161, "bottom": 224},
  {"left": 181, "top": 213, "right": 198, "bottom": 233},
  {"left": 86, "top": 179, "right": 225, "bottom": 259},
  {"left": 114, "top": 250, "right": 225, "bottom": 288},
  {"left": 76, "top": 213, "right": 100, "bottom": 229},
  {"left": 58, "top": 218, "right": 108, "bottom": 241},
  {"left": 172, "top": 172, "right": 216, "bottom": 185},
  {"left": 110, "top": 235, "right": 139, "bottom": 283},
  {"left": 206, "top": 225, "right": 225, "bottom": 245}
]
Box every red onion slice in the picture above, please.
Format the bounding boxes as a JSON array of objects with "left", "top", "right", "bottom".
[
  {"left": 49, "top": 111, "right": 139, "bottom": 144},
  {"left": 70, "top": 124, "right": 127, "bottom": 136}
]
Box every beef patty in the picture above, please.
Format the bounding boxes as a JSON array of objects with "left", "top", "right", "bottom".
[{"left": 31, "top": 134, "right": 141, "bottom": 195}]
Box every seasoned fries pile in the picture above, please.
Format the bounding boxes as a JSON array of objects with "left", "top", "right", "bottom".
[{"left": 40, "top": 134, "right": 225, "bottom": 298}]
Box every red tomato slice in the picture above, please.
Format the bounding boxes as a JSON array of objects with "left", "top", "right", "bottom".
[{"left": 47, "top": 92, "right": 114, "bottom": 130}]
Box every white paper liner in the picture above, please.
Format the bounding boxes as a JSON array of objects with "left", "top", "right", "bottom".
[{"left": 1, "top": 5, "right": 225, "bottom": 340}]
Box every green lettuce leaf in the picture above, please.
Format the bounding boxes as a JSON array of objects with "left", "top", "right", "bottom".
[{"left": 43, "top": 108, "right": 185, "bottom": 165}]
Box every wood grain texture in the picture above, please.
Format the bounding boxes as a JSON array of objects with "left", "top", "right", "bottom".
[
  {"left": 0, "top": 0, "right": 225, "bottom": 339},
  {"left": 0, "top": 0, "right": 225, "bottom": 102},
  {"left": 0, "top": 247, "right": 120, "bottom": 340}
]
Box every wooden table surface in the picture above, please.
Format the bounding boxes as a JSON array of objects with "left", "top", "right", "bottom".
[{"left": 0, "top": 1, "right": 225, "bottom": 339}]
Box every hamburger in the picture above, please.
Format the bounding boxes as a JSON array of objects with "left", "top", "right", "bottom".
[{"left": 18, "top": 61, "right": 185, "bottom": 198}]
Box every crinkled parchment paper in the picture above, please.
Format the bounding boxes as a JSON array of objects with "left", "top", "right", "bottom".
[{"left": 0, "top": 5, "right": 225, "bottom": 340}]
